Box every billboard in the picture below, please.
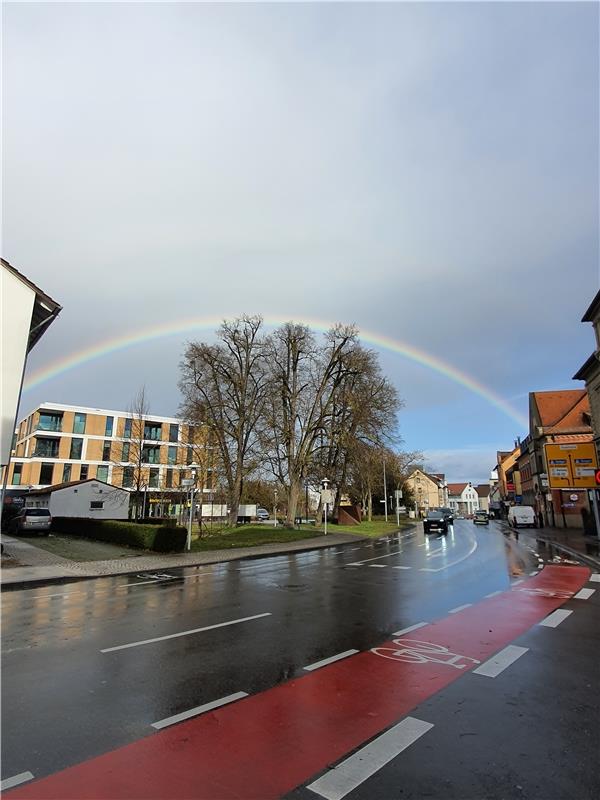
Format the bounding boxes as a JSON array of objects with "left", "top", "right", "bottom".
[{"left": 544, "top": 442, "right": 598, "bottom": 489}]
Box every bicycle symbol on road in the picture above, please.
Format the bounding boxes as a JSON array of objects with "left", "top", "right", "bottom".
[
  {"left": 516, "top": 587, "right": 573, "bottom": 599},
  {"left": 370, "top": 638, "right": 481, "bottom": 670}
]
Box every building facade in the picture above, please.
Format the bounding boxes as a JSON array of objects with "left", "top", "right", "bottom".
[
  {"left": 447, "top": 483, "right": 480, "bottom": 516},
  {"left": 404, "top": 469, "right": 448, "bottom": 516},
  {"left": 3, "top": 403, "right": 212, "bottom": 515},
  {"left": 527, "top": 390, "right": 595, "bottom": 529},
  {"left": 574, "top": 289, "right": 600, "bottom": 463},
  {"left": 25, "top": 479, "right": 129, "bottom": 520}
]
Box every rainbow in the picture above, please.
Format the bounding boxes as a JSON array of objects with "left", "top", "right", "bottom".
[{"left": 22, "top": 315, "right": 529, "bottom": 429}]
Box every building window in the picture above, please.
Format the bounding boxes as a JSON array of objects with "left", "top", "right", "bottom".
[
  {"left": 122, "top": 466, "right": 134, "bottom": 488},
  {"left": 38, "top": 412, "right": 62, "bottom": 432},
  {"left": 39, "top": 463, "right": 54, "bottom": 485},
  {"left": 102, "top": 441, "right": 111, "bottom": 461},
  {"left": 124, "top": 418, "right": 132, "bottom": 438},
  {"left": 149, "top": 468, "right": 159, "bottom": 488},
  {"left": 96, "top": 465, "right": 109, "bottom": 482},
  {"left": 90, "top": 501, "right": 104, "bottom": 509},
  {"left": 62, "top": 464, "right": 72, "bottom": 483},
  {"left": 121, "top": 442, "right": 130, "bottom": 462},
  {"left": 168, "top": 446, "right": 177, "bottom": 465},
  {"left": 144, "top": 423, "right": 162, "bottom": 441},
  {"left": 165, "top": 468, "right": 173, "bottom": 488},
  {"left": 11, "top": 463, "right": 22, "bottom": 485},
  {"left": 186, "top": 447, "right": 193, "bottom": 465},
  {"left": 73, "top": 413, "right": 86, "bottom": 434},
  {"left": 169, "top": 423, "right": 179, "bottom": 443},
  {"left": 70, "top": 438, "right": 83, "bottom": 459},
  {"left": 34, "top": 437, "right": 60, "bottom": 458},
  {"left": 142, "top": 445, "right": 161, "bottom": 464},
  {"left": 105, "top": 416, "right": 114, "bottom": 437},
  {"left": 80, "top": 464, "right": 89, "bottom": 480}
]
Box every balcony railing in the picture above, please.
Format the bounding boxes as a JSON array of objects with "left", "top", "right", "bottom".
[{"left": 37, "top": 420, "right": 62, "bottom": 432}]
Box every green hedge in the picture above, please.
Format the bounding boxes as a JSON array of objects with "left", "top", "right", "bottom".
[
  {"left": 135, "top": 517, "right": 178, "bottom": 527},
  {"left": 51, "top": 517, "right": 187, "bottom": 552}
]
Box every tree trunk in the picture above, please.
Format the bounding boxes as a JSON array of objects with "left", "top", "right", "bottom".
[
  {"left": 367, "top": 489, "right": 373, "bottom": 522},
  {"left": 286, "top": 479, "right": 301, "bottom": 526},
  {"left": 228, "top": 473, "right": 243, "bottom": 526}
]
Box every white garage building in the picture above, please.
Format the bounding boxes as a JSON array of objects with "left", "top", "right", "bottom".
[{"left": 25, "top": 479, "right": 129, "bottom": 519}]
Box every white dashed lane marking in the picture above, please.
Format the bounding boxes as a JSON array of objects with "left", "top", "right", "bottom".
[
  {"left": 539, "top": 609, "right": 573, "bottom": 628},
  {"left": 473, "top": 645, "right": 529, "bottom": 678},
  {"left": 574, "top": 588, "right": 595, "bottom": 600},
  {"left": 151, "top": 692, "right": 248, "bottom": 729},
  {"left": 1, "top": 772, "right": 35, "bottom": 791},
  {"left": 589, "top": 573, "right": 600, "bottom": 582},
  {"left": 303, "top": 649, "right": 359, "bottom": 672},
  {"left": 306, "top": 717, "right": 434, "bottom": 800},
  {"left": 392, "top": 622, "right": 428, "bottom": 636},
  {"left": 101, "top": 612, "right": 272, "bottom": 653},
  {"left": 484, "top": 590, "right": 503, "bottom": 598},
  {"left": 448, "top": 603, "right": 472, "bottom": 614}
]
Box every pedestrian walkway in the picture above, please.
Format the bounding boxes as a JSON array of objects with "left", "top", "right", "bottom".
[
  {"left": 0, "top": 531, "right": 366, "bottom": 589},
  {"left": 502, "top": 523, "right": 600, "bottom": 569}
]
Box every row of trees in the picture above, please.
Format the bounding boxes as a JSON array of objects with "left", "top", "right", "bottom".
[{"left": 178, "top": 316, "right": 420, "bottom": 527}]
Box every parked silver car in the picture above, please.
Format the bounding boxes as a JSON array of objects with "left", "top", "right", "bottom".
[{"left": 9, "top": 508, "right": 52, "bottom": 535}]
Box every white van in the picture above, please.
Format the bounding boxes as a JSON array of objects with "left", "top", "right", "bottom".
[{"left": 508, "top": 505, "right": 536, "bottom": 529}]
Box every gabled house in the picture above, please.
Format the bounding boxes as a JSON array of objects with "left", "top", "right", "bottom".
[
  {"left": 404, "top": 469, "right": 448, "bottom": 516},
  {"left": 528, "top": 389, "right": 594, "bottom": 528},
  {"left": 447, "top": 482, "right": 480, "bottom": 516}
]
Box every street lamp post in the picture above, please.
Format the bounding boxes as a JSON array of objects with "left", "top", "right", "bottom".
[{"left": 186, "top": 463, "right": 198, "bottom": 552}]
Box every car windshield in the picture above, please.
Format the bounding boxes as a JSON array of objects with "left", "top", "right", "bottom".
[
  {"left": 24, "top": 509, "right": 50, "bottom": 516},
  {"left": 427, "top": 511, "right": 443, "bottom": 519}
]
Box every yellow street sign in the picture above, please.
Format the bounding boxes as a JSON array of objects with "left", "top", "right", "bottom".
[{"left": 544, "top": 442, "right": 597, "bottom": 489}]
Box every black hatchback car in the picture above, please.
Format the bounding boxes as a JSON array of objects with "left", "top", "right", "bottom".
[{"left": 423, "top": 510, "right": 448, "bottom": 535}]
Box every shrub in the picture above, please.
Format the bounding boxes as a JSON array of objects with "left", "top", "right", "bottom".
[
  {"left": 135, "top": 517, "right": 178, "bottom": 527},
  {"left": 51, "top": 518, "right": 187, "bottom": 552}
]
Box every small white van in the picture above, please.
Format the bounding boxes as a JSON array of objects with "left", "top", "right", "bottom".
[{"left": 508, "top": 505, "right": 536, "bottom": 529}]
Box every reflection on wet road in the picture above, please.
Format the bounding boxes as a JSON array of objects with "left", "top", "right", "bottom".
[{"left": 1, "top": 520, "right": 537, "bottom": 783}]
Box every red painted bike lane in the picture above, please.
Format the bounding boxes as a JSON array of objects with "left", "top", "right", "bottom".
[{"left": 6, "top": 565, "right": 589, "bottom": 800}]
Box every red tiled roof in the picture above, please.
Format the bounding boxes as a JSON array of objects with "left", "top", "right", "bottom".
[
  {"left": 532, "top": 390, "right": 589, "bottom": 431},
  {"left": 548, "top": 433, "right": 593, "bottom": 444},
  {"left": 475, "top": 485, "right": 489, "bottom": 497},
  {"left": 447, "top": 482, "right": 468, "bottom": 495}
]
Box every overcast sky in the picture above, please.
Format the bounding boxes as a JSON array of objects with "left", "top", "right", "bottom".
[{"left": 3, "top": 1, "right": 598, "bottom": 483}]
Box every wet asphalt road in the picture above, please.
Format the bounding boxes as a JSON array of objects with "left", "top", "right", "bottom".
[{"left": 1, "top": 520, "right": 535, "bottom": 785}]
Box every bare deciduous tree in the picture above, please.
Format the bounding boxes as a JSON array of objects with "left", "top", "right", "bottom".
[{"left": 179, "top": 315, "right": 269, "bottom": 526}]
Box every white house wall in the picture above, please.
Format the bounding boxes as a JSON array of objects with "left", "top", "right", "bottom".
[{"left": 49, "top": 482, "right": 129, "bottom": 519}]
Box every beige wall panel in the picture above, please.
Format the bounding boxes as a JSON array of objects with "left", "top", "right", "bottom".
[
  {"left": 58, "top": 437, "right": 72, "bottom": 460},
  {"left": 62, "top": 411, "right": 75, "bottom": 433},
  {"left": 85, "top": 439, "right": 104, "bottom": 461},
  {"left": 86, "top": 414, "right": 106, "bottom": 437}
]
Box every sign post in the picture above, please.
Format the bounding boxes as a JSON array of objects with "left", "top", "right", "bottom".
[
  {"left": 320, "top": 479, "right": 333, "bottom": 535},
  {"left": 394, "top": 489, "right": 403, "bottom": 527}
]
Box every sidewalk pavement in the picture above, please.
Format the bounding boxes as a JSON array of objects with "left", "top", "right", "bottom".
[
  {"left": 0, "top": 531, "right": 367, "bottom": 590},
  {"left": 501, "top": 523, "right": 600, "bottom": 569}
]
